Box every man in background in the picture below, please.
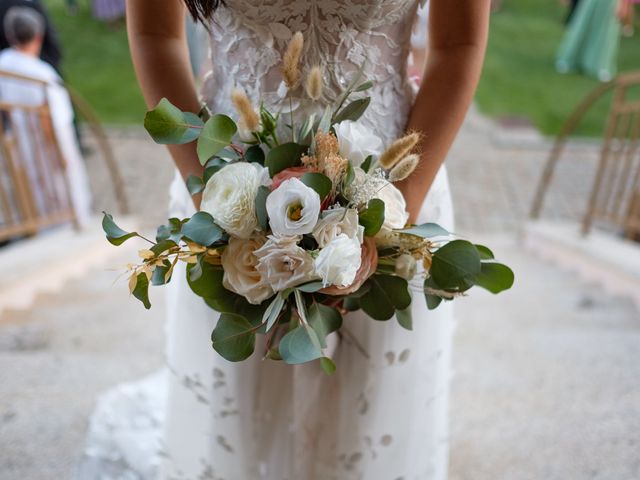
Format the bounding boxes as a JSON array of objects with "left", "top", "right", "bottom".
[
  {"left": 0, "top": 0, "right": 62, "bottom": 73},
  {"left": 0, "top": 6, "right": 91, "bottom": 226}
]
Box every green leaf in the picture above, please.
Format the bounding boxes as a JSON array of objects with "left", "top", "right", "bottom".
[
  {"left": 156, "top": 218, "right": 185, "bottom": 243},
  {"left": 196, "top": 114, "right": 237, "bottom": 165},
  {"left": 344, "top": 160, "right": 355, "bottom": 187},
  {"left": 342, "top": 296, "right": 361, "bottom": 311},
  {"left": 203, "top": 158, "right": 228, "bottom": 183},
  {"left": 320, "top": 357, "right": 337, "bottom": 375},
  {"left": 186, "top": 175, "right": 204, "bottom": 195},
  {"left": 300, "top": 172, "right": 332, "bottom": 200},
  {"left": 263, "top": 293, "right": 286, "bottom": 333},
  {"left": 151, "top": 260, "right": 173, "bottom": 286},
  {"left": 333, "top": 97, "right": 371, "bottom": 124},
  {"left": 397, "top": 223, "right": 450, "bottom": 238},
  {"left": 361, "top": 155, "right": 373, "bottom": 173},
  {"left": 265, "top": 142, "right": 306, "bottom": 177},
  {"left": 475, "top": 244, "right": 495, "bottom": 260},
  {"left": 426, "top": 294, "right": 443, "bottom": 310},
  {"left": 317, "top": 106, "right": 333, "bottom": 134},
  {"left": 144, "top": 98, "right": 204, "bottom": 145},
  {"left": 296, "top": 281, "right": 325, "bottom": 293},
  {"left": 473, "top": 262, "right": 514, "bottom": 294},
  {"left": 354, "top": 80, "right": 374, "bottom": 92},
  {"left": 102, "top": 212, "right": 138, "bottom": 246},
  {"left": 211, "top": 313, "right": 256, "bottom": 362},
  {"left": 132, "top": 272, "right": 151, "bottom": 309},
  {"left": 359, "top": 198, "right": 385, "bottom": 236},
  {"left": 279, "top": 325, "right": 323, "bottom": 365},
  {"left": 150, "top": 239, "right": 177, "bottom": 256},
  {"left": 187, "top": 260, "right": 226, "bottom": 299},
  {"left": 431, "top": 240, "right": 482, "bottom": 291},
  {"left": 396, "top": 304, "right": 413, "bottom": 331},
  {"left": 245, "top": 145, "right": 265, "bottom": 164},
  {"left": 360, "top": 274, "right": 411, "bottom": 320},
  {"left": 181, "top": 212, "right": 223, "bottom": 246},
  {"left": 297, "top": 113, "right": 316, "bottom": 144},
  {"left": 255, "top": 186, "right": 270, "bottom": 231},
  {"left": 308, "top": 303, "right": 343, "bottom": 348}
]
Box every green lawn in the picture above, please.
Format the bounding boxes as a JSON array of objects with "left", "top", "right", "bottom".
[
  {"left": 46, "top": 0, "right": 145, "bottom": 124},
  {"left": 476, "top": 0, "right": 640, "bottom": 136},
  {"left": 45, "top": 0, "right": 640, "bottom": 134}
]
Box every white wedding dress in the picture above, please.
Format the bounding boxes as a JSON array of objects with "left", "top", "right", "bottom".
[{"left": 78, "top": 1, "right": 455, "bottom": 479}]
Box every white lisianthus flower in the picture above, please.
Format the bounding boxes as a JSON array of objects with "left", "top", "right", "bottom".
[
  {"left": 221, "top": 236, "right": 274, "bottom": 304},
  {"left": 395, "top": 253, "right": 417, "bottom": 281},
  {"left": 375, "top": 180, "right": 409, "bottom": 230},
  {"left": 254, "top": 235, "right": 319, "bottom": 291},
  {"left": 312, "top": 208, "right": 363, "bottom": 248},
  {"left": 315, "top": 233, "right": 362, "bottom": 287},
  {"left": 334, "top": 120, "right": 383, "bottom": 167},
  {"left": 266, "top": 178, "right": 321, "bottom": 236},
  {"left": 201, "top": 162, "right": 265, "bottom": 239}
]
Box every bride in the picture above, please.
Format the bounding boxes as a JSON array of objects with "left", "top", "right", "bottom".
[{"left": 80, "top": 1, "right": 489, "bottom": 479}]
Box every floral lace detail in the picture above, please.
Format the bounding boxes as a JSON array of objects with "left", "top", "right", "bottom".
[{"left": 204, "top": 0, "right": 422, "bottom": 145}]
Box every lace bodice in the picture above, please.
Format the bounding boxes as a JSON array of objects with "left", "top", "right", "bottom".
[{"left": 204, "top": 0, "right": 425, "bottom": 144}]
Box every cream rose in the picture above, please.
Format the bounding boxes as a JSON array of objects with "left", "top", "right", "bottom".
[
  {"left": 312, "top": 208, "right": 363, "bottom": 248},
  {"left": 200, "top": 162, "right": 265, "bottom": 239},
  {"left": 266, "top": 178, "right": 321, "bottom": 236},
  {"left": 314, "top": 233, "right": 362, "bottom": 287},
  {"left": 334, "top": 120, "right": 383, "bottom": 167},
  {"left": 254, "top": 235, "right": 319, "bottom": 291},
  {"left": 221, "top": 236, "right": 274, "bottom": 304},
  {"left": 375, "top": 180, "right": 410, "bottom": 230}
]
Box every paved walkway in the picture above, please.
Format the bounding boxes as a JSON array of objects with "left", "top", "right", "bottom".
[{"left": 1, "top": 109, "right": 638, "bottom": 479}]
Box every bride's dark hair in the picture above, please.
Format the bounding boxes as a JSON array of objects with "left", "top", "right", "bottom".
[{"left": 183, "top": 0, "right": 224, "bottom": 22}]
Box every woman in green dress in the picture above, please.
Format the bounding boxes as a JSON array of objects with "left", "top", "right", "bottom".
[{"left": 556, "top": 0, "right": 626, "bottom": 81}]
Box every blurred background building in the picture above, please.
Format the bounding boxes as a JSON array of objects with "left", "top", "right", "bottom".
[{"left": 0, "top": 1, "right": 638, "bottom": 479}]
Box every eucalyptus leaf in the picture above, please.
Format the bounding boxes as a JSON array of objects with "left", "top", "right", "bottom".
[
  {"left": 187, "top": 260, "right": 226, "bottom": 299},
  {"left": 279, "top": 325, "right": 323, "bottom": 365},
  {"left": 196, "top": 114, "right": 238, "bottom": 165},
  {"left": 320, "top": 357, "right": 337, "bottom": 375},
  {"left": 144, "top": 98, "right": 204, "bottom": 145},
  {"left": 181, "top": 212, "right": 223, "bottom": 246},
  {"left": 203, "top": 158, "right": 228, "bottom": 183},
  {"left": 151, "top": 260, "right": 173, "bottom": 286},
  {"left": 359, "top": 199, "right": 385, "bottom": 236},
  {"left": 344, "top": 160, "right": 355, "bottom": 187},
  {"left": 150, "top": 239, "right": 177, "bottom": 256},
  {"left": 360, "top": 274, "right": 411, "bottom": 320},
  {"left": 245, "top": 145, "right": 265, "bottom": 164},
  {"left": 255, "top": 186, "right": 270, "bottom": 231},
  {"left": 317, "top": 106, "right": 333, "bottom": 134},
  {"left": 397, "top": 223, "right": 450, "bottom": 238},
  {"left": 132, "top": 272, "right": 151, "bottom": 309},
  {"left": 300, "top": 172, "right": 332, "bottom": 200},
  {"left": 296, "top": 281, "right": 325, "bottom": 293},
  {"left": 308, "top": 303, "right": 343, "bottom": 348},
  {"left": 211, "top": 313, "right": 256, "bottom": 362},
  {"left": 431, "top": 240, "right": 482, "bottom": 291},
  {"left": 186, "top": 175, "right": 204, "bottom": 195},
  {"left": 475, "top": 244, "right": 495, "bottom": 260},
  {"left": 102, "top": 213, "right": 138, "bottom": 246},
  {"left": 425, "top": 294, "right": 443, "bottom": 310},
  {"left": 265, "top": 142, "right": 306, "bottom": 177},
  {"left": 333, "top": 97, "right": 371, "bottom": 124},
  {"left": 263, "top": 293, "right": 286, "bottom": 333},
  {"left": 396, "top": 304, "right": 413, "bottom": 331},
  {"left": 354, "top": 80, "right": 374, "bottom": 92},
  {"left": 473, "top": 262, "right": 515, "bottom": 294}
]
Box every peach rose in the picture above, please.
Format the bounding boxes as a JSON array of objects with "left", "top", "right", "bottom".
[
  {"left": 320, "top": 236, "right": 378, "bottom": 296},
  {"left": 270, "top": 166, "right": 313, "bottom": 191}
]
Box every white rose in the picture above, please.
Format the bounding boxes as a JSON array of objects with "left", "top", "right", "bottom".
[
  {"left": 315, "top": 234, "right": 362, "bottom": 287},
  {"left": 221, "top": 236, "right": 274, "bottom": 304},
  {"left": 375, "top": 180, "right": 410, "bottom": 230},
  {"left": 266, "top": 178, "right": 321, "bottom": 236},
  {"left": 334, "top": 120, "right": 384, "bottom": 167},
  {"left": 201, "top": 162, "right": 265, "bottom": 239},
  {"left": 254, "top": 235, "right": 319, "bottom": 291},
  {"left": 395, "top": 253, "right": 417, "bottom": 281},
  {"left": 312, "top": 208, "right": 363, "bottom": 248}
]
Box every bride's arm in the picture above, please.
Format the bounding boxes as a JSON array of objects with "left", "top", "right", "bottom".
[
  {"left": 399, "top": 0, "right": 491, "bottom": 222},
  {"left": 126, "top": 0, "right": 204, "bottom": 205}
]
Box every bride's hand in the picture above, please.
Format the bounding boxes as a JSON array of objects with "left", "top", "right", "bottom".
[{"left": 398, "top": 0, "right": 491, "bottom": 223}]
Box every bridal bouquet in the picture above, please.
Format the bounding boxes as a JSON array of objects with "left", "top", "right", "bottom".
[{"left": 103, "top": 33, "right": 513, "bottom": 372}]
